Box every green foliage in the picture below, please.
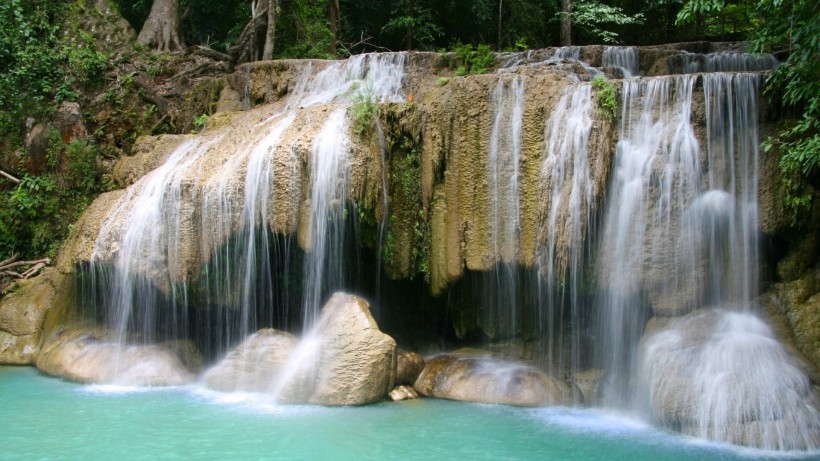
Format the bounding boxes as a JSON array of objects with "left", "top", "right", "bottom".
[
  {"left": 592, "top": 75, "right": 618, "bottom": 123},
  {"left": 276, "top": 0, "right": 335, "bottom": 59},
  {"left": 749, "top": 0, "right": 820, "bottom": 221},
  {"left": 191, "top": 113, "right": 209, "bottom": 134},
  {"left": 381, "top": 1, "right": 443, "bottom": 50},
  {"left": 675, "top": 0, "right": 726, "bottom": 24},
  {"left": 450, "top": 43, "right": 495, "bottom": 75},
  {"left": 568, "top": 0, "right": 645, "bottom": 44},
  {"left": 1, "top": 134, "right": 104, "bottom": 260},
  {"left": 350, "top": 83, "right": 378, "bottom": 137},
  {"left": 0, "top": 1, "right": 109, "bottom": 141}
]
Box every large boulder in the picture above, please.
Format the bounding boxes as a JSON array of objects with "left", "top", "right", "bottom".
[
  {"left": 204, "top": 292, "right": 397, "bottom": 405},
  {"left": 413, "top": 350, "right": 572, "bottom": 406},
  {"left": 637, "top": 308, "right": 820, "bottom": 451},
  {"left": 0, "top": 269, "right": 65, "bottom": 364},
  {"left": 36, "top": 326, "right": 198, "bottom": 386}
]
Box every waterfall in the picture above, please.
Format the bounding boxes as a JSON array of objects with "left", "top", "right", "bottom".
[
  {"left": 301, "top": 108, "right": 350, "bottom": 326},
  {"left": 481, "top": 73, "right": 525, "bottom": 340},
  {"left": 602, "top": 46, "right": 639, "bottom": 77},
  {"left": 538, "top": 83, "right": 595, "bottom": 377},
  {"left": 85, "top": 53, "right": 407, "bottom": 370},
  {"left": 681, "top": 51, "right": 778, "bottom": 74},
  {"left": 595, "top": 75, "right": 700, "bottom": 398},
  {"left": 91, "top": 136, "right": 223, "bottom": 346}
]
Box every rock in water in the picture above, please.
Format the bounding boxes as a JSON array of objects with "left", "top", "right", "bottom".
[
  {"left": 36, "top": 327, "right": 197, "bottom": 386},
  {"left": 637, "top": 308, "right": 820, "bottom": 450},
  {"left": 396, "top": 349, "right": 425, "bottom": 385},
  {"left": 413, "top": 350, "right": 571, "bottom": 406},
  {"left": 307, "top": 292, "right": 397, "bottom": 405},
  {"left": 389, "top": 384, "right": 419, "bottom": 401},
  {"left": 203, "top": 329, "right": 299, "bottom": 392},
  {"left": 205, "top": 292, "right": 397, "bottom": 405}
]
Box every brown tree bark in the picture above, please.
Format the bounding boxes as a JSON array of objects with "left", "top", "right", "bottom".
[
  {"left": 560, "top": 0, "right": 572, "bottom": 46},
  {"left": 262, "top": 0, "right": 278, "bottom": 60},
  {"left": 137, "top": 0, "right": 184, "bottom": 52},
  {"left": 328, "top": 0, "right": 341, "bottom": 56},
  {"left": 405, "top": 0, "right": 415, "bottom": 51}
]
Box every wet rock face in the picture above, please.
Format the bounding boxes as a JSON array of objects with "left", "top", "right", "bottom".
[
  {"left": 637, "top": 308, "right": 820, "bottom": 451},
  {"left": 205, "top": 292, "right": 397, "bottom": 405},
  {"left": 413, "top": 350, "right": 572, "bottom": 407},
  {"left": 0, "top": 269, "right": 65, "bottom": 365},
  {"left": 36, "top": 326, "right": 199, "bottom": 386}
]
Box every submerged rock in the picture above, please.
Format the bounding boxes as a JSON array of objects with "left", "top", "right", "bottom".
[
  {"left": 205, "top": 292, "right": 397, "bottom": 405},
  {"left": 637, "top": 308, "right": 820, "bottom": 451},
  {"left": 413, "top": 350, "right": 571, "bottom": 407},
  {"left": 36, "top": 327, "right": 198, "bottom": 386}
]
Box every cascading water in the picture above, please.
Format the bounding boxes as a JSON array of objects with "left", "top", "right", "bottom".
[
  {"left": 682, "top": 51, "right": 779, "bottom": 73},
  {"left": 595, "top": 75, "right": 701, "bottom": 398},
  {"left": 481, "top": 74, "right": 525, "bottom": 340},
  {"left": 85, "top": 53, "right": 407, "bottom": 382},
  {"left": 537, "top": 83, "right": 595, "bottom": 378},
  {"left": 301, "top": 108, "right": 350, "bottom": 326},
  {"left": 602, "top": 46, "right": 639, "bottom": 77},
  {"left": 593, "top": 66, "right": 820, "bottom": 448}
]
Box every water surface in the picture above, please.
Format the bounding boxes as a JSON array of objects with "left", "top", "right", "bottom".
[{"left": 1, "top": 366, "right": 815, "bottom": 461}]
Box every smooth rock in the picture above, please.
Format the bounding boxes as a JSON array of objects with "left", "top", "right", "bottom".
[
  {"left": 396, "top": 349, "right": 425, "bottom": 385},
  {"left": 205, "top": 292, "right": 397, "bottom": 406},
  {"left": 413, "top": 351, "right": 572, "bottom": 407},
  {"left": 36, "top": 326, "right": 197, "bottom": 386}
]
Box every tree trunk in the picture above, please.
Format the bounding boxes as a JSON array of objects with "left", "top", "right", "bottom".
[
  {"left": 137, "top": 0, "right": 184, "bottom": 52},
  {"left": 560, "top": 0, "right": 572, "bottom": 46},
  {"left": 328, "top": 0, "right": 340, "bottom": 56},
  {"left": 498, "top": 0, "right": 503, "bottom": 50},
  {"left": 405, "top": 0, "right": 415, "bottom": 51},
  {"left": 262, "top": 0, "right": 277, "bottom": 60}
]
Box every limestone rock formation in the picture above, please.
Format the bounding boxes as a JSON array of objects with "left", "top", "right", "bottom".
[
  {"left": 414, "top": 350, "right": 572, "bottom": 406},
  {"left": 0, "top": 269, "right": 66, "bottom": 364},
  {"left": 637, "top": 308, "right": 820, "bottom": 451},
  {"left": 205, "top": 292, "right": 396, "bottom": 405},
  {"left": 36, "top": 326, "right": 198, "bottom": 386}
]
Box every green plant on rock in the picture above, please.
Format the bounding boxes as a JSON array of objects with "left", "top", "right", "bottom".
[
  {"left": 351, "top": 82, "right": 378, "bottom": 137},
  {"left": 191, "top": 113, "right": 209, "bottom": 134},
  {"left": 592, "top": 74, "right": 618, "bottom": 123},
  {"left": 451, "top": 42, "right": 495, "bottom": 75}
]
